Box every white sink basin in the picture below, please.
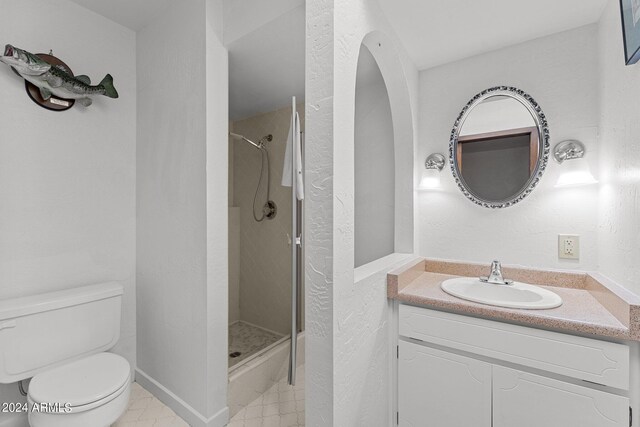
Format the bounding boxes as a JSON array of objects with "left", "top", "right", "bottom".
[{"left": 440, "top": 277, "right": 562, "bottom": 310}]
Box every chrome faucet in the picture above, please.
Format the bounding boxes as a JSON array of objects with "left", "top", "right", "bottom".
[{"left": 479, "top": 260, "right": 513, "bottom": 285}]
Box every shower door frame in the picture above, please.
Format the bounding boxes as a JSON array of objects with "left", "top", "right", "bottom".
[{"left": 288, "top": 96, "right": 304, "bottom": 385}]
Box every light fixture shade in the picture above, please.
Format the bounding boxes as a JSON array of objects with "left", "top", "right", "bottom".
[
  {"left": 553, "top": 140, "right": 598, "bottom": 187},
  {"left": 555, "top": 157, "right": 598, "bottom": 187},
  {"left": 419, "top": 168, "right": 441, "bottom": 189},
  {"left": 418, "top": 153, "right": 445, "bottom": 190}
]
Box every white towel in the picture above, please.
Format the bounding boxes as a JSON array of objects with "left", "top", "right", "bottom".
[{"left": 281, "top": 111, "right": 304, "bottom": 200}]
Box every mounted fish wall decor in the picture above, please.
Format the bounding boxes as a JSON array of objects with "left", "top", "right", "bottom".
[{"left": 0, "top": 44, "right": 118, "bottom": 111}]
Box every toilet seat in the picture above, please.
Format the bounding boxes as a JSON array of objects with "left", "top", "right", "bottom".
[{"left": 28, "top": 352, "right": 130, "bottom": 413}]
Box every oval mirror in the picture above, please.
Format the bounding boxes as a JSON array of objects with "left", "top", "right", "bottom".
[{"left": 449, "top": 87, "right": 549, "bottom": 208}]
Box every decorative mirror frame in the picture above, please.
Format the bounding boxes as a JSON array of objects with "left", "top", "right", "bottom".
[{"left": 448, "top": 86, "right": 550, "bottom": 208}]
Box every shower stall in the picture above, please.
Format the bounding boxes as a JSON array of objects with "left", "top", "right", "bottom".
[
  {"left": 227, "top": 100, "right": 305, "bottom": 416},
  {"left": 224, "top": 3, "right": 305, "bottom": 418}
]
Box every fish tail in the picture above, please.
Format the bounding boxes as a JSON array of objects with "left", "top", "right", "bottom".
[{"left": 99, "top": 74, "right": 119, "bottom": 98}]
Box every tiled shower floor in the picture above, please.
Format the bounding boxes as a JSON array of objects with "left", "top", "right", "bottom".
[
  {"left": 229, "top": 321, "right": 284, "bottom": 367},
  {"left": 228, "top": 364, "right": 305, "bottom": 427}
]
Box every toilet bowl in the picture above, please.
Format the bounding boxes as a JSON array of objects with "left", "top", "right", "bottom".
[
  {"left": 0, "top": 282, "right": 130, "bottom": 427},
  {"left": 27, "top": 352, "right": 131, "bottom": 427}
]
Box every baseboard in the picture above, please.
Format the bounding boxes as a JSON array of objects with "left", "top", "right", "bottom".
[{"left": 135, "top": 368, "right": 229, "bottom": 427}]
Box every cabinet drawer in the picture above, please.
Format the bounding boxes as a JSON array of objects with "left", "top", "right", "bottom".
[{"left": 399, "top": 304, "right": 630, "bottom": 389}]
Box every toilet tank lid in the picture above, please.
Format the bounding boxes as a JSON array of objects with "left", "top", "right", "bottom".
[{"left": 0, "top": 282, "right": 123, "bottom": 321}]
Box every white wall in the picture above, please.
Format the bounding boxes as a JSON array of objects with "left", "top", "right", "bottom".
[
  {"left": 355, "top": 45, "right": 395, "bottom": 267},
  {"left": 418, "top": 25, "right": 600, "bottom": 270},
  {"left": 205, "top": 0, "right": 230, "bottom": 420},
  {"left": 0, "top": 0, "right": 136, "bottom": 423},
  {"left": 136, "top": 0, "right": 228, "bottom": 425},
  {"left": 136, "top": 0, "right": 207, "bottom": 417},
  {"left": 306, "top": 0, "right": 418, "bottom": 425},
  {"left": 597, "top": 0, "right": 640, "bottom": 295}
]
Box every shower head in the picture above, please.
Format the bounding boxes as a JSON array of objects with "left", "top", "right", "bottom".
[{"left": 229, "top": 132, "right": 272, "bottom": 149}]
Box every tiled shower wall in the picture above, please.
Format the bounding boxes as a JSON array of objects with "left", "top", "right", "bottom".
[{"left": 229, "top": 104, "right": 305, "bottom": 336}]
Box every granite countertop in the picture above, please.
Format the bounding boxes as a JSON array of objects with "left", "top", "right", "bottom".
[{"left": 387, "top": 258, "right": 640, "bottom": 341}]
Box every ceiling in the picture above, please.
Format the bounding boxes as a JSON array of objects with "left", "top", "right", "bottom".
[
  {"left": 223, "top": 0, "right": 303, "bottom": 45},
  {"left": 67, "top": 0, "right": 305, "bottom": 121},
  {"left": 227, "top": 5, "right": 305, "bottom": 120},
  {"left": 378, "top": 0, "right": 609, "bottom": 70},
  {"left": 68, "top": 0, "right": 175, "bottom": 31},
  {"left": 66, "top": 0, "right": 608, "bottom": 118}
]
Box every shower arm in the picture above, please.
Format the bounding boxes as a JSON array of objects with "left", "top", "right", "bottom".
[{"left": 229, "top": 132, "right": 263, "bottom": 149}]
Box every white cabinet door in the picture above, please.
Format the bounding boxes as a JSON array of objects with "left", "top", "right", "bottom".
[
  {"left": 398, "top": 341, "right": 491, "bottom": 427},
  {"left": 493, "top": 365, "right": 629, "bottom": 427}
]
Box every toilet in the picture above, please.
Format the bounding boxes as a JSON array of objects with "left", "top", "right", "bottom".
[{"left": 0, "top": 282, "right": 131, "bottom": 427}]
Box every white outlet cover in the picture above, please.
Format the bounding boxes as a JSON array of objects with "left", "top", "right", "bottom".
[{"left": 558, "top": 234, "right": 580, "bottom": 260}]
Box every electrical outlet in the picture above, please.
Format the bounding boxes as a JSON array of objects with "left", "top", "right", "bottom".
[{"left": 558, "top": 234, "right": 580, "bottom": 260}]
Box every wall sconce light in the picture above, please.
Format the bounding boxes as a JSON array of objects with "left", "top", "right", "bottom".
[
  {"left": 553, "top": 140, "right": 598, "bottom": 187},
  {"left": 419, "top": 153, "right": 446, "bottom": 190}
]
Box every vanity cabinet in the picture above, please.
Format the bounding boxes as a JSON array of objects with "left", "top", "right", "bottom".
[{"left": 397, "top": 304, "right": 632, "bottom": 427}]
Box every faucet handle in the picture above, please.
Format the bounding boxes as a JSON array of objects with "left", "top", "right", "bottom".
[
  {"left": 488, "top": 260, "right": 502, "bottom": 281},
  {"left": 479, "top": 260, "right": 513, "bottom": 285}
]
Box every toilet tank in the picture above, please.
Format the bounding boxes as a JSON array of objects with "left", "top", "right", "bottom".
[{"left": 0, "top": 282, "right": 123, "bottom": 384}]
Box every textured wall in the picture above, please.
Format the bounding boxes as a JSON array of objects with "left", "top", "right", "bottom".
[
  {"left": 230, "top": 105, "right": 303, "bottom": 335},
  {"left": 0, "top": 0, "right": 136, "bottom": 423},
  {"left": 596, "top": 0, "right": 640, "bottom": 296},
  {"left": 305, "top": 1, "right": 336, "bottom": 425},
  {"left": 418, "top": 25, "right": 600, "bottom": 271},
  {"left": 355, "top": 46, "right": 395, "bottom": 267},
  {"left": 334, "top": 16, "right": 418, "bottom": 427},
  {"left": 306, "top": 0, "right": 418, "bottom": 425}
]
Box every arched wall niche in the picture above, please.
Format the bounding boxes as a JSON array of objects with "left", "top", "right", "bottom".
[{"left": 355, "top": 30, "right": 415, "bottom": 263}]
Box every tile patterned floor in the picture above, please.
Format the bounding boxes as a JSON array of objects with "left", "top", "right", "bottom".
[
  {"left": 229, "top": 321, "right": 283, "bottom": 367},
  {"left": 112, "top": 382, "right": 189, "bottom": 427},
  {"left": 112, "top": 365, "right": 304, "bottom": 426},
  {"left": 228, "top": 364, "right": 305, "bottom": 427}
]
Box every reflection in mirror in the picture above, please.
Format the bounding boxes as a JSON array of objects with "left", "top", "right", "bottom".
[
  {"left": 450, "top": 87, "right": 549, "bottom": 208},
  {"left": 458, "top": 96, "right": 538, "bottom": 202}
]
